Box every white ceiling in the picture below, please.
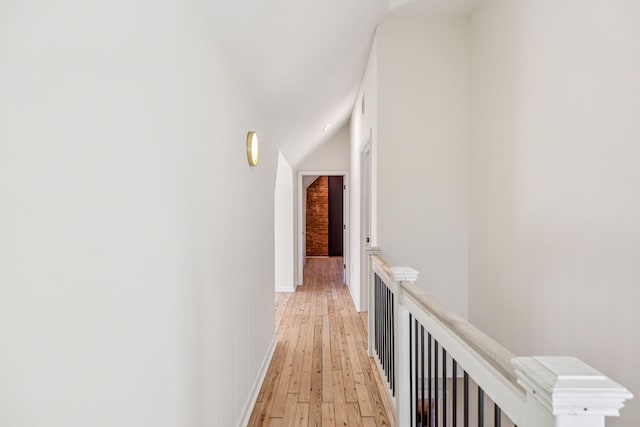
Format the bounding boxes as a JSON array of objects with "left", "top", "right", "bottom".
[
  {"left": 201, "top": 0, "right": 477, "bottom": 167},
  {"left": 389, "top": 0, "right": 477, "bottom": 16}
]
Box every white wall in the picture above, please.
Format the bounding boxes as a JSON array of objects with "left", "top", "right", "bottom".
[
  {"left": 294, "top": 124, "right": 350, "bottom": 286},
  {"left": 297, "top": 124, "right": 351, "bottom": 171},
  {"left": 350, "top": 39, "right": 379, "bottom": 311},
  {"left": 469, "top": 0, "right": 640, "bottom": 424},
  {"left": 376, "top": 15, "right": 470, "bottom": 316},
  {"left": 274, "top": 152, "right": 295, "bottom": 292},
  {"left": 0, "top": 1, "right": 276, "bottom": 426}
]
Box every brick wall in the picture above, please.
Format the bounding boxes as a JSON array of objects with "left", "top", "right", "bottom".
[{"left": 306, "top": 176, "right": 328, "bottom": 256}]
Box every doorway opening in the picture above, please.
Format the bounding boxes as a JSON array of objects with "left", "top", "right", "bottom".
[
  {"left": 305, "top": 176, "right": 343, "bottom": 257},
  {"left": 298, "top": 171, "right": 349, "bottom": 286}
]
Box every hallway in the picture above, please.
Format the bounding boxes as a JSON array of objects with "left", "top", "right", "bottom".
[{"left": 249, "top": 258, "right": 394, "bottom": 426}]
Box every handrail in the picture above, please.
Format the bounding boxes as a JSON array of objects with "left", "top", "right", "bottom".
[
  {"left": 368, "top": 251, "right": 633, "bottom": 427},
  {"left": 370, "top": 254, "right": 396, "bottom": 291},
  {"left": 372, "top": 254, "right": 519, "bottom": 388},
  {"left": 401, "top": 281, "right": 520, "bottom": 389}
]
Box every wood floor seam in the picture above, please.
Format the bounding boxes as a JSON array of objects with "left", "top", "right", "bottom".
[{"left": 248, "top": 257, "right": 394, "bottom": 427}]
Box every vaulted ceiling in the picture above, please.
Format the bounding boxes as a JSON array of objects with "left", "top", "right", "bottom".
[{"left": 202, "top": 0, "right": 477, "bottom": 166}]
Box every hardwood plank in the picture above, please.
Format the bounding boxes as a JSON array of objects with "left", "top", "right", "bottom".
[
  {"left": 281, "top": 393, "right": 298, "bottom": 427},
  {"left": 321, "top": 402, "right": 336, "bottom": 427},
  {"left": 362, "top": 417, "right": 377, "bottom": 427},
  {"left": 346, "top": 402, "right": 364, "bottom": 427},
  {"left": 321, "top": 314, "right": 334, "bottom": 402},
  {"left": 269, "top": 322, "right": 301, "bottom": 417},
  {"left": 359, "top": 312, "right": 368, "bottom": 333},
  {"left": 247, "top": 399, "right": 265, "bottom": 427},
  {"left": 309, "top": 324, "right": 323, "bottom": 426},
  {"left": 257, "top": 340, "right": 288, "bottom": 402},
  {"left": 315, "top": 291, "right": 323, "bottom": 326},
  {"left": 298, "top": 322, "right": 315, "bottom": 402},
  {"left": 248, "top": 258, "right": 394, "bottom": 427},
  {"left": 346, "top": 332, "right": 374, "bottom": 417},
  {"left": 332, "top": 370, "right": 349, "bottom": 427},
  {"left": 293, "top": 402, "right": 310, "bottom": 427},
  {"left": 357, "top": 346, "right": 394, "bottom": 427},
  {"left": 338, "top": 315, "right": 358, "bottom": 403},
  {"left": 368, "top": 358, "right": 395, "bottom": 427},
  {"left": 328, "top": 291, "right": 343, "bottom": 370},
  {"left": 287, "top": 322, "right": 307, "bottom": 393}
]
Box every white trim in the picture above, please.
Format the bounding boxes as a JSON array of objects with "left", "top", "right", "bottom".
[
  {"left": 365, "top": 128, "right": 378, "bottom": 248},
  {"left": 347, "top": 282, "right": 359, "bottom": 311},
  {"left": 401, "top": 290, "right": 528, "bottom": 426},
  {"left": 297, "top": 170, "right": 350, "bottom": 287},
  {"left": 513, "top": 356, "right": 634, "bottom": 418},
  {"left": 238, "top": 336, "right": 277, "bottom": 427},
  {"left": 367, "top": 253, "right": 634, "bottom": 427},
  {"left": 359, "top": 142, "right": 371, "bottom": 312},
  {"left": 275, "top": 286, "right": 296, "bottom": 293},
  {"left": 373, "top": 347, "right": 397, "bottom": 410}
]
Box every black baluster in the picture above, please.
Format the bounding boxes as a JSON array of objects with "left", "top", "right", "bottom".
[
  {"left": 415, "top": 319, "right": 420, "bottom": 427},
  {"left": 391, "top": 292, "right": 395, "bottom": 395},
  {"left": 453, "top": 360, "right": 457, "bottom": 427},
  {"left": 494, "top": 404, "right": 501, "bottom": 427},
  {"left": 464, "top": 371, "right": 469, "bottom": 427},
  {"left": 381, "top": 282, "right": 385, "bottom": 369},
  {"left": 387, "top": 287, "right": 390, "bottom": 383},
  {"left": 409, "top": 315, "right": 413, "bottom": 427},
  {"left": 443, "top": 348, "right": 447, "bottom": 427},
  {"left": 383, "top": 286, "right": 387, "bottom": 376},
  {"left": 478, "top": 387, "right": 484, "bottom": 427},
  {"left": 421, "top": 325, "right": 425, "bottom": 427},
  {"left": 383, "top": 285, "right": 387, "bottom": 374},
  {"left": 375, "top": 276, "right": 379, "bottom": 356},
  {"left": 434, "top": 340, "right": 439, "bottom": 427},
  {"left": 379, "top": 278, "right": 382, "bottom": 359},
  {"left": 378, "top": 278, "right": 381, "bottom": 359},
  {"left": 387, "top": 287, "right": 391, "bottom": 382},
  {"left": 428, "top": 334, "right": 432, "bottom": 427},
  {"left": 379, "top": 277, "right": 382, "bottom": 360},
  {"left": 386, "top": 287, "right": 390, "bottom": 381}
]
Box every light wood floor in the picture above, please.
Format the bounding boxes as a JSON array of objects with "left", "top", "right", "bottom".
[{"left": 248, "top": 257, "right": 395, "bottom": 427}]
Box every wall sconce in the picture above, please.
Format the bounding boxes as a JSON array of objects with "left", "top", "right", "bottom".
[{"left": 246, "top": 131, "right": 259, "bottom": 166}]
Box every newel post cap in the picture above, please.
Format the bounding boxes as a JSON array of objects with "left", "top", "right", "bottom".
[
  {"left": 366, "top": 246, "right": 382, "bottom": 255},
  {"left": 389, "top": 266, "right": 419, "bottom": 283},
  {"left": 512, "top": 356, "right": 633, "bottom": 417}
]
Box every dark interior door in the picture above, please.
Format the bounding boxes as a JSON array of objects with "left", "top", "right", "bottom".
[{"left": 328, "top": 176, "right": 344, "bottom": 257}]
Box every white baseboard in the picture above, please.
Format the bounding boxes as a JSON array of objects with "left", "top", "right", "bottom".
[
  {"left": 238, "top": 336, "right": 277, "bottom": 427},
  {"left": 275, "top": 286, "right": 296, "bottom": 293},
  {"left": 347, "top": 283, "right": 361, "bottom": 312}
]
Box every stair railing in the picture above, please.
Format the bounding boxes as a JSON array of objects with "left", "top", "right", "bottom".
[{"left": 367, "top": 249, "right": 633, "bottom": 427}]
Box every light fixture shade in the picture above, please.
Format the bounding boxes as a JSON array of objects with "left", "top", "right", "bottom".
[{"left": 246, "top": 131, "right": 259, "bottom": 166}]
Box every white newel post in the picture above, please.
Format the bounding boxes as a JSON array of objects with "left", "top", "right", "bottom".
[
  {"left": 390, "top": 266, "right": 419, "bottom": 427},
  {"left": 366, "top": 247, "right": 381, "bottom": 358},
  {"left": 513, "top": 356, "right": 633, "bottom": 427}
]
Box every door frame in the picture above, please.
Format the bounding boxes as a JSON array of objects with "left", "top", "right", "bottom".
[
  {"left": 360, "top": 142, "right": 372, "bottom": 312},
  {"left": 297, "top": 171, "right": 349, "bottom": 286}
]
